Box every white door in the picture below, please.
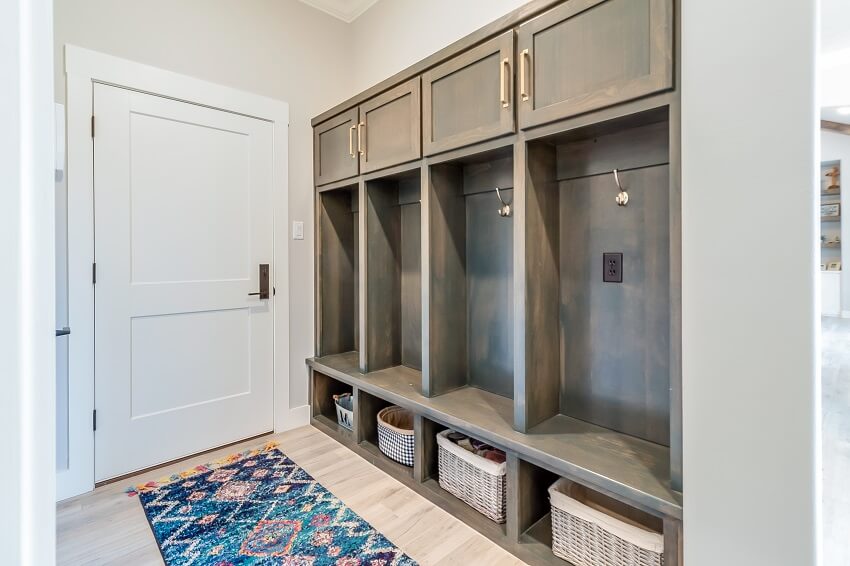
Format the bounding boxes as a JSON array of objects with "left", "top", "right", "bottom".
[{"left": 93, "top": 84, "right": 274, "bottom": 481}]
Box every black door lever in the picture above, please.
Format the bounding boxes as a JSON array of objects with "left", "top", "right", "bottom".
[{"left": 248, "top": 264, "right": 270, "bottom": 300}]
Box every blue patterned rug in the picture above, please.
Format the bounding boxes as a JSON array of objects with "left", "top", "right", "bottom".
[{"left": 129, "top": 442, "right": 418, "bottom": 565}]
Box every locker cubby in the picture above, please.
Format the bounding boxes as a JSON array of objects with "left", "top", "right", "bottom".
[
  {"left": 364, "top": 168, "right": 422, "bottom": 373},
  {"left": 317, "top": 183, "right": 359, "bottom": 358},
  {"left": 425, "top": 146, "right": 514, "bottom": 400},
  {"left": 310, "top": 370, "right": 354, "bottom": 439},
  {"left": 517, "top": 107, "right": 677, "bottom": 454}
]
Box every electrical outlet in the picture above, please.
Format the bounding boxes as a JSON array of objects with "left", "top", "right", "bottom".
[
  {"left": 603, "top": 253, "right": 623, "bottom": 283},
  {"left": 292, "top": 221, "right": 304, "bottom": 240}
]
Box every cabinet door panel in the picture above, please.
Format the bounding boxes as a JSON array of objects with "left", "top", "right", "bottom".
[
  {"left": 314, "top": 108, "right": 359, "bottom": 186},
  {"left": 360, "top": 78, "right": 421, "bottom": 173},
  {"left": 518, "top": 0, "right": 672, "bottom": 129},
  {"left": 423, "top": 31, "right": 515, "bottom": 155}
]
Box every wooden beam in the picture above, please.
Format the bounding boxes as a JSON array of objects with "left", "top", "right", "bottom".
[{"left": 822, "top": 120, "right": 850, "bottom": 135}]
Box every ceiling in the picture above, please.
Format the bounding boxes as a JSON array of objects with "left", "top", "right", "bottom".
[
  {"left": 823, "top": 0, "right": 850, "bottom": 54},
  {"left": 822, "top": 106, "right": 850, "bottom": 125},
  {"left": 297, "top": 0, "right": 378, "bottom": 23}
]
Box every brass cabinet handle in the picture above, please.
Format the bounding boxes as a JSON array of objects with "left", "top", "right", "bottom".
[
  {"left": 520, "top": 49, "right": 530, "bottom": 102},
  {"left": 500, "top": 57, "right": 511, "bottom": 108},
  {"left": 349, "top": 124, "right": 356, "bottom": 158},
  {"left": 357, "top": 122, "right": 366, "bottom": 156}
]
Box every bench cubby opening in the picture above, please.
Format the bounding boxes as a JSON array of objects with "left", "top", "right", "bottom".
[
  {"left": 425, "top": 146, "right": 515, "bottom": 401},
  {"left": 317, "top": 183, "right": 359, "bottom": 358},
  {"left": 356, "top": 388, "right": 414, "bottom": 478},
  {"left": 310, "top": 370, "right": 354, "bottom": 439}
]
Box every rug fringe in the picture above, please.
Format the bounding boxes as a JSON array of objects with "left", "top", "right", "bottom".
[{"left": 125, "top": 441, "right": 280, "bottom": 497}]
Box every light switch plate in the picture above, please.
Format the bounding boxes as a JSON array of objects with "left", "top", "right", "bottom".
[{"left": 292, "top": 221, "right": 304, "bottom": 240}]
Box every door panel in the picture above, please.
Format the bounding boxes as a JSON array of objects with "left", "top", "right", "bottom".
[
  {"left": 518, "top": 0, "right": 673, "bottom": 129},
  {"left": 423, "top": 31, "right": 515, "bottom": 155},
  {"left": 94, "top": 84, "right": 274, "bottom": 481},
  {"left": 315, "top": 108, "right": 359, "bottom": 186},
  {"left": 360, "top": 78, "right": 421, "bottom": 173}
]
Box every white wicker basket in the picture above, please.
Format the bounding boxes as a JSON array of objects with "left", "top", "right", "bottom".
[
  {"left": 549, "top": 478, "right": 664, "bottom": 566},
  {"left": 436, "top": 430, "right": 506, "bottom": 523},
  {"left": 376, "top": 406, "right": 415, "bottom": 467}
]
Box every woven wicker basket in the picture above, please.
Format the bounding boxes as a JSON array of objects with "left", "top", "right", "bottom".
[
  {"left": 436, "top": 430, "right": 506, "bottom": 523},
  {"left": 549, "top": 478, "right": 664, "bottom": 566},
  {"left": 376, "top": 406, "right": 415, "bottom": 467}
]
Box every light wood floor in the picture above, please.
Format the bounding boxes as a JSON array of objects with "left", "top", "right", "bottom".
[
  {"left": 822, "top": 316, "right": 850, "bottom": 566},
  {"left": 57, "top": 425, "right": 527, "bottom": 566}
]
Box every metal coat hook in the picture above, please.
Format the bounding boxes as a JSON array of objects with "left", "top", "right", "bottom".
[
  {"left": 613, "top": 169, "right": 629, "bottom": 206},
  {"left": 496, "top": 187, "right": 512, "bottom": 217}
]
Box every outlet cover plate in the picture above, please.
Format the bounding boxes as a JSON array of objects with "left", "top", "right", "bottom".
[{"left": 603, "top": 252, "right": 623, "bottom": 283}]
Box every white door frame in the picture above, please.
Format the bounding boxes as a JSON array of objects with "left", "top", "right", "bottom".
[{"left": 63, "top": 45, "right": 296, "bottom": 500}]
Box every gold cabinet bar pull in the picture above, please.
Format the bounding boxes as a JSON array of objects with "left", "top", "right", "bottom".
[
  {"left": 520, "top": 49, "right": 530, "bottom": 102},
  {"left": 500, "top": 57, "right": 510, "bottom": 108},
  {"left": 357, "top": 122, "right": 366, "bottom": 156},
  {"left": 349, "top": 124, "right": 356, "bottom": 158}
]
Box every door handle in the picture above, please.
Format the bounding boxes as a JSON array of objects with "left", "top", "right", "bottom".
[
  {"left": 357, "top": 122, "right": 366, "bottom": 156},
  {"left": 520, "top": 49, "right": 530, "bottom": 102},
  {"left": 500, "top": 57, "right": 511, "bottom": 108},
  {"left": 55, "top": 327, "right": 71, "bottom": 337},
  {"left": 248, "top": 264, "right": 270, "bottom": 300}
]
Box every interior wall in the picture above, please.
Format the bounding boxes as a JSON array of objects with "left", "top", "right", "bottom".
[
  {"left": 350, "top": 0, "right": 531, "bottom": 94},
  {"left": 53, "top": 0, "right": 356, "bottom": 416},
  {"left": 1, "top": 0, "right": 56, "bottom": 561},
  {"left": 682, "top": 0, "right": 819, "bottom": 564},
  {"left": 822, "top": 129, "right": 850, "bottom": 313}
]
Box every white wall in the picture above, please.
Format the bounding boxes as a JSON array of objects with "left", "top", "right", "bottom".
[
  {"left": 822, "top": 130, "right": 850, "bottom": 312},
  {"left": 682, "top": 1, "right": 819, "bottom": 565},
  {"left": 53, "top": 0, "right": 356, "bottom": 416},
  {"left": 0, "top": 0, "right": 57, "bottom": 562},
  {"left": 350, "top": 0, "right": 531, "bottom": 93}
]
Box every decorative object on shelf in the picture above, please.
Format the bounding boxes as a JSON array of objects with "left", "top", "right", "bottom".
[
  {"left": 436, "top": 430, "right": 507, "bottom": 523},
  {"left": 549, "top": 478, "right": 663, "bottom": 566},
  {"left": 827, "top": 166, "right": 840, "bottom": 191},
  {"left": 613, "top": 169, "right": 629, "bottom": 206},
  {"left": 495, "top": 186, "right": 512, "bottom": 217},
  {"left": 376, "top": 406, "right": 415, "bottom": 467},
  {"left": 822, "top": 203, "right": 841, "bottom": 217},
  {"left": 828, "top": 261, "right": 842, "bottom": 271},
  {"left": 333, "top": 393, "right": 354, "bottom": 431},
  {"left": 822, "top": 263, "right": 828, "bottom": 271},
  {"left": 131, "top": 441, "right": 417, "bottom": 566}
]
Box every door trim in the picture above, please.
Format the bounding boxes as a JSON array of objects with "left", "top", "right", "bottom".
[{"left": 63, "top": 45, "right": 296, "bottom": 501}]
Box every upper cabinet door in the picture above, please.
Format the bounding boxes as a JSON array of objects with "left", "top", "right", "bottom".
[
  {"left": 517, "top": 0, "right": 673, "bottom": 129},
  {"left": 314, "top": 108, "right": 359, "bottom": 186},
  {"left": 422, "top": 31, "right": 515, "bottom": 156},
  {"left": 359, "top": 78, "right": 421, "bottom": 173}
]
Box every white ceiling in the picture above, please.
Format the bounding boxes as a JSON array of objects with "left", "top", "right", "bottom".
[
  {"left": 823, "top": 0, "right": 850, "bottom": 54},
  {"left": 297, "top": 0, "right": 378, "bottom": 23},
  {"left": 822, "top": 106, "right": 850, "bottom": 125}
]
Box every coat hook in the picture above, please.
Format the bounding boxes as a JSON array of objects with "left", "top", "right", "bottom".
[
  {"left": 496, "top": 187, "right": 512, "bottom": 217},
  {"left": 614, "top": 169, "right": 629, "bottom": 206}
]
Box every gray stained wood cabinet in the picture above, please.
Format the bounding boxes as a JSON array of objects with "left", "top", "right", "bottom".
[
  {"left": 517, "top": 0, "right": 673, "bottom": 129},
  {"left": 309, "top": 0, "right": 683, "bottom": 563},
  {"left": 359, "top": 78, "right": 422, "bottom": 174},
  {"left": 422, "top": 31, "right": 516, "bottom": 156},
  {"left": 314, "top": 108, "right": 359, "bottom": 186}
]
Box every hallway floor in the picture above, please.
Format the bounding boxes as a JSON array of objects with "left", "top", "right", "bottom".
[
  {"left": 823, "top": 316, "right": 850, "bottom": 565},
  {"left": 56, "top": 425, "right": 525, "bottom": 565}
]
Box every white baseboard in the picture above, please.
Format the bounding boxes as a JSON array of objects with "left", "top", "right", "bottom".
[
  {"left": 276, "top": 404, "right": 310, "bottom": 433},
  {"left": 841, "top": 310, "right": 850, "bottom": 319}
]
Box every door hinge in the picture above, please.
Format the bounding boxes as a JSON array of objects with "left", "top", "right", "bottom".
[
  {"left": 92, "top": 262, "right": 97, "bottom": 284},
  {"left": 273, "top": 286, "right": 276, "bottom": 296},
  {"left": 92, "top": 409, "right": 97, "bottom": 431},
  {"left": 91, "top": 115, "right": 95, "bottom": 138}
]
